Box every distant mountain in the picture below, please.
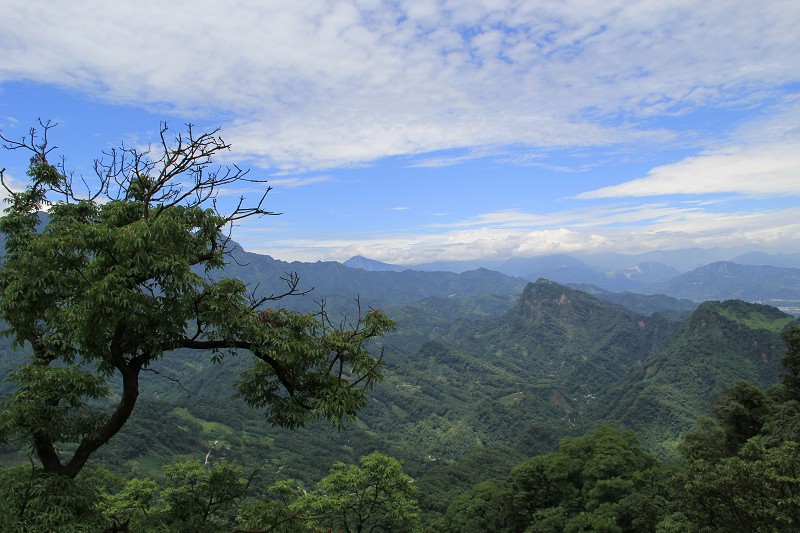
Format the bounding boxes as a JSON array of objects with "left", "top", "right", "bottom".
[
  {"left": 309, "top": 250, "right": 800, "bottom": 300},
  {"left": 499, "top": 254, "right": 593, "bottom": 278},
  {"left": 497, "top": 254, "right": 613, "bottom": 288},
  {"left": 492, "top": 255, "right": 680, "bottom": 293},
  {"left": 575, "top": 247, "right": 754, "bottom": 272},
  {"left": 411, "top": 259, "right": 506, "bottom": 273},
  {"left": 730, "top": 251, "right": 800, "bottom": 269},
  {"left": 571, "top": 284, "right": 698, "bottom": 317},
  {"left": 601, "top": 261, "right": 681, "bottom": 291},
  {"left": 343, "top": 255, "right": 406, "bottom": 272},
  {"left": 222, "top": 246, "right": 529, "bottom": 312},
  {"left": 655, "top": 261, "right": 800, "bottom": 301},
  {"left": 407, "top": 247, "right": 769, "bottom": 276}
]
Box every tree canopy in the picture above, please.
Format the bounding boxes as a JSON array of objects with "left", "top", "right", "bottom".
[{"left": 0, "top": 121, "right": 395, "bottom": 479}]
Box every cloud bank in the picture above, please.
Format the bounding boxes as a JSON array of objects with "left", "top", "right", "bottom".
[{"left": 2, "top": 0, "right": 798, "bottom": 170}]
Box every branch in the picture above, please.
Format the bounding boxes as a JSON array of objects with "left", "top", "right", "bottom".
[
  {"left": 0, "top": 119, "right": 58, "bottom": 157},
  {"left": 178, "top": 337, "right": 310, "bottom": 408},
  {"left": 231, "top": 511, "right": 340, "bottom": 533},
  {"left": 143, "top": 367, "right": 191, "bottom": 397}
]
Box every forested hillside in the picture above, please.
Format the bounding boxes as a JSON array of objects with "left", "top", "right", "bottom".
[{"left": 2, "top": 234, "right": 798, "bottom": 530}]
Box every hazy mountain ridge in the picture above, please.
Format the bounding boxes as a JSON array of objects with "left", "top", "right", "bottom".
[
  {"left": 569, "top": 284, "right": 698, "bottom": 318},
  {"left": 343, "top": 255, "right": 407, "bottom": 272},
  {"left": 222, "top": 246, "right": 529, "bottom": 313},
  {"left": 655, "top": 261, "right": 800, "bottom": 301},
  {"left": 344, "top": 252, "right": 800, "bottom": 311}
]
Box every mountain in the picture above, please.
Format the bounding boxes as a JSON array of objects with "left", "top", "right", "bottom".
[
  {"left": 410, "top": 259, "right": 506, "bottom": 273},
  {"left": 730, "top": 251, "right": 800, "bottom": 269},
  {"left": 600, "top": 261, "right": 681, "bottom": 291},
  {"left": 408, "top": 247, "right": 772, "bottom": 277},
  {"left": 465, "top": 280, "right": 679, "bottom": 401},
  {"left": 597, "top": 299, "right": 797, "bottom": 454},
  {"left": 499, "top": 254, "right": 594, "bottom": 278},
  {"left": 5, "top": 224, "right": 800, "bottom": 507},
  {"left": 221, "top": 246, "right": 529, "bottom": 313},
  {"left": 340, "top": 250, "right": 800, "bottom": 298},
  {"left": 571, "top": 284, "right": 698, "bottom": 317},
  {"left": 455, "top": 254, "right": 680, "bottom": 293},
  {"left": 361, "top": 280, "right": 796, "bottom": 465},
  {"left": 574, "top": 247, "right": 754, "bottom": 272},
  {"left": 343, "top": 255, "right": 407, "bottom": 272},
  {"left": 655, "top": 261, "right": 800, "bottom": 302},
  {"left": 6, "top": 263, "right": 795, "bottom": 500}
]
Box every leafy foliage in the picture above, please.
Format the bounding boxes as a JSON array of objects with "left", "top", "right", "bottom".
[
  {"left": 298, "top": 451, "right": 420, "bottom": 532},
  {"left": 157, "top": 460, "right": 250, "bottom": 531},
  {"left": 441, "top": 425, "right": 672, "bottom": 532},
  {"left": 235, "top": 452, "right": 421, "bottom": 532}
]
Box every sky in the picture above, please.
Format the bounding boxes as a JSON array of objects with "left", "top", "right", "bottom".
[{"left": 1, "top": 0, "right": 799, "bottom": 265}]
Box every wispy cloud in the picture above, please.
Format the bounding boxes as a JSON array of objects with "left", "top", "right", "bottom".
[
  {"left": 408, "top": 147, "right": 508, "bottom": 168},
  {"left": 2, "top": 1, "right": 798, "bottom": 170},
  {"left": 3, "top": 1, "right": 799, "bottom": 264},
  {"left": 268, "top": 175, "right": 332, "bottom": 188}
]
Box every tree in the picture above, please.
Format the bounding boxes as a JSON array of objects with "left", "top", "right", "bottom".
[
  {"left": 713, "top": 379, "right": 772, "bottom": 454},
  {"left": 498, "top": 426, "right": 662, "bottom": 533},
  {"left": 440, "top": 481, "right": 504, "bottom": 533},
  {"left": 237, "top": 452, "right": 420, "bottom": 532},
  {"left": 301, "top": 451, "right": 421, "bottom": 532},
  {"left": 780, "top": 326, "right": 800, "bottom": 401},
  {"left": 158, "top": 460, "right": 250, "bottom": 531},
  {"left": 677, "top": 440, "right": 800, "bottom": 532},
  {"left": 0, "top": 121, "right": 395, "bottom": 480},
  {"left": 0, "top": 461, "right": 108, "bottom": 531}
]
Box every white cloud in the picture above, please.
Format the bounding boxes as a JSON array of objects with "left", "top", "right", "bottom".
[
  {"left": 2, "top": 1, "right": 798, "bottom": 170},
  {"left": 247, "top": 203, "right": 800, "bottom": 264},
  {"left": 578, "top": 141, "right": 800, "bottom": 199},
  {"left": 0, "top": 170, "right": 24, "bottom": 205}
]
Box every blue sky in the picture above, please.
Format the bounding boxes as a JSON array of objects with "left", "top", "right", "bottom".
[{"left": 1, "top": 0, "right": 799, "bottom": 265}]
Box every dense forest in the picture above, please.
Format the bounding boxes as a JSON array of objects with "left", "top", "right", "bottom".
[{"left": 1, "top": 125, "right": 799, "bottom": 531}]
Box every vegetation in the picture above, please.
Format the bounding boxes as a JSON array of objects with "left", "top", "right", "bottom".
[{"left": 437, "top": 327, "right": 800, "bottom": 531}]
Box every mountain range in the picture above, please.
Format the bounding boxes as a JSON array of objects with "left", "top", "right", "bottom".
[
  {"left": 58, "top": 272, "right": 796, "bottom": 485},
  {"left": 343, "top": 252, "right": 800, "bottom": 315}
]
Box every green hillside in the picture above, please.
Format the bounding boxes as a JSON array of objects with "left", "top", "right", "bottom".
[{"left": 597, "top": 299, "right": 797, "bottom": 455}]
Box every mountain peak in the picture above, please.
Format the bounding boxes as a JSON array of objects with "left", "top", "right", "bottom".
[
  {"left": 342, "top": 255, "right": 406, "bottom": 272},
  {"left": 516, "top": 279, "right": 604, "bottom": 321},
  {"left": 690, "top": 299, "right": 795, "bottom": 333}
]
